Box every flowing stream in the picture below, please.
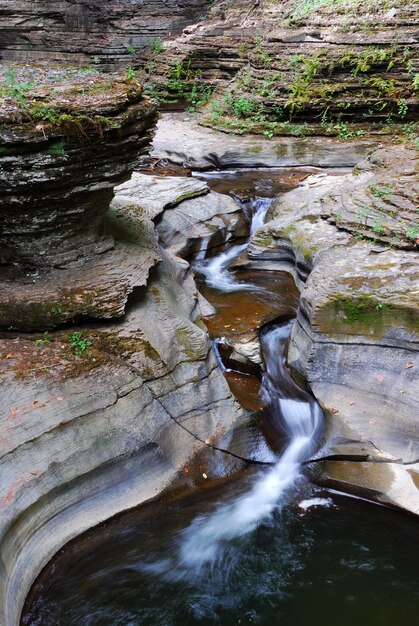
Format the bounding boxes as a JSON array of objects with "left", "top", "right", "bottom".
[
  {"left": 195, "top": 197, "right": 272, "bottom": 291},
  {"left": 179, "top": 320, "right": 322, "bottom": 570},
  {"left": 22, "top": 169, "right": 419, "bottom": 626}
]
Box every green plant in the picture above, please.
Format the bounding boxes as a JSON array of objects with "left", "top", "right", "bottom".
[
  {"left": 369, "top": 182, "right": 394, "bottom": 199},
  {"left": 332, "top": 121, "right": 364, "bottom": 139},
  {"left": 238, "top": 43, "right": 248, "bottom": 57},
  {"left": 150, "top": 37, "right": 164, "bottom": 54},
  {"left": 226, "top": 95, "right": 256, "bottom": 118},
  {"left": 259, "top": 50, "right": 272, "bottom": 68},
  {"left": 46, "top": 141, "right": 67, "bottom": 159},
  {"left": 371, "top": 219, "right": 386, "bottom": 235},
  {"left": 285, "top": 0, "right": 345, "bottom": 22},
  {"left": 126, "top": 44, "right": 136, "bottom": 56},
  {"left": 68, "top": 332, "right": 92, "bottom": 356},
  {"left": 263, "top": 121, "right": 279, "bottom": 139},
  {"left": 404, "top": 226, "right": 419, "bottom": 242},
  {"left": 401, "top": 121, "right": 418, "bottom": 147},
  {"left": 1, "top": 68, "right": 34, "bottom": 106},
  {"left": 35, "top": 332, "right": 52, "bottom": 347},
  {"left": 126, "top": 66, "right": 137, "bottom": 80},
  {"left": 397, "top": 98, "right": 408, "bottom": 118}
]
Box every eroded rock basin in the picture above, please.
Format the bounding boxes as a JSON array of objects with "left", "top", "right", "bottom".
[{"left": 23, "top": 473, "right": 419, "bottom": 626}]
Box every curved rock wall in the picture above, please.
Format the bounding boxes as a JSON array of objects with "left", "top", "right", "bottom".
[
  {"left": 0, "top": 172, "right": 248, "bottom": 626},
  {"left": 0, "top": 0, "right": 212, "bottom": 66}
]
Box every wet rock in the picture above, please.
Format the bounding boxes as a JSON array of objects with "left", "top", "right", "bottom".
[
  {"left": 0, "top": 186, "right": 247, "bottom": 626},
  {"left": 111, "top": 171, "right": 247, "bottom": 256},
  {"left": 250, "top": 144, "right": 419, "bottom": 515}
]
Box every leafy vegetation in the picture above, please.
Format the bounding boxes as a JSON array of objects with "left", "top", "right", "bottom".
[{"left": 68, "top": 332, "right": 93, "bottom": 356}]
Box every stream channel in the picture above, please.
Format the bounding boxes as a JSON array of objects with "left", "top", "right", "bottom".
[{"left": 23, "top": 168, "right": 419, "bottom": 626}]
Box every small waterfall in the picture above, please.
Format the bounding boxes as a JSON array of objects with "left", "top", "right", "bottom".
[
  {"left": 195, "top": 197, "right": 272, "bottom": 292},
  {"left": 178, "top": 320, "right": 322, "bottom": 570}
]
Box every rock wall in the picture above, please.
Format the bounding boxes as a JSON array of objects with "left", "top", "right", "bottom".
[
  {"left": 0, "top": 0, "right": 212, "bottom": 66},
  {"left": 249, "top": 144, "right": 419, "bottom": 514},
  {"left": 143, "top": 0, "right": 418, "bottom": 133},
  {"left": 0, "top": 170, "right": 248, "bottom": 626},
  {"left": 0, "top": 66, "right": 158, "bottom": 331}
]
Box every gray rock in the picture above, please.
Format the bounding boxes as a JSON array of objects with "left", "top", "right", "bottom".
[
  {"left": 0, "top": 170, "right": 249, "bottom": 626},
  {"left": 250, "top": 145, "right": 419, "bottom": 515},
  {"left": 152, "top": 113, "right": 377, "bottom": 170}
]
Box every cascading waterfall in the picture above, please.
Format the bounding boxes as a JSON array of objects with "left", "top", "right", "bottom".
[
  {"left": 195, "top": 197, "right": 272, "bottom": 291},
  {"left": 178, "top": 320, "right": 322, "bottom": 570},
  {"left": 174, "top": 190, "right": 323, "bottom": 572}
]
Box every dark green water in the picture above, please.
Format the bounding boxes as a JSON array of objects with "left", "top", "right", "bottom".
[{"left": 23, "top": 474, "right": 419, "bottom": 626}]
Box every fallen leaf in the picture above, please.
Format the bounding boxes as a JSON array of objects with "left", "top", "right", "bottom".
[
  {"left": 329, "top": 408, "right": 339, "bottom": 414},
  {"left": 10, "top": 408, "right": 17, "bottom": 418},
  {"left": 405, "top": 362, "right": 414, "bottom": 369}
]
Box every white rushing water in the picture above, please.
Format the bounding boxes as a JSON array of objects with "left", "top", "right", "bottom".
[
  {"left": 178, "top": 322, "right": 322, "bottom": 570},
  {"left": 195, "top": 197, "right": 272, "bottom": 292}
]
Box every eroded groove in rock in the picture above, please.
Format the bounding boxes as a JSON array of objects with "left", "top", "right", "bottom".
[{"left": 0, "top": 130, "right": 251, "bottom": 626}]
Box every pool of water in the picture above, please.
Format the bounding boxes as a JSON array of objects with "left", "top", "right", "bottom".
[{"left": 23, "top": 475, "right": 419, "bottom": 626}]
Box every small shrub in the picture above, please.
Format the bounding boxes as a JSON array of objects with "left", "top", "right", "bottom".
[{"left": 150, "top": 38, "right": 164, "bottom": 54}]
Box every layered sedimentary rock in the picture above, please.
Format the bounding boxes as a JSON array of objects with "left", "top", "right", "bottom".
[
  {"left": 144, "top": 0, "right": 418, "bottom": 133},
  {"left": 249, "top": 144, "right": 419, "bottom": 514},
  {"left": 0, "top": 171, "right": 249, "bottom": 626},
  {"left": 113, "top": 171, "right": 247, "bottom": 256},
  {"left": 0, "top": 66, "right": 158, "bottom": 331},
  {"left": 0, "top": 0, "right": 212, "bottom": 66},
  {"left": 151, "top": 112, "right": 379, "bottom": 169}
]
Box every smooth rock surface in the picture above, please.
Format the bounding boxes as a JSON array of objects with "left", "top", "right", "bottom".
[
  {"left": 152, "top": 113, "right": 378, "bottom": 170},
  {"left": 112, "top": 171, "right": 247, "bottom": 257},
  {"left": 250, "top": 145, "right": 419, "bottom": 514},
  {"left": 0, "top": 173, "right": 248, "bottom": 626}
]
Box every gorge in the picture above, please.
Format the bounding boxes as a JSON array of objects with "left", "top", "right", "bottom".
[{"left": 0, "top": 1, "right": 418, "bottom": 625}]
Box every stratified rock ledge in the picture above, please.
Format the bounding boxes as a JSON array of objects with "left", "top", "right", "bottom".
[
  {"left": 250, "top": 144, "right": 419, "bottom": 515},
  {"left": 0, "top": 66, "right": 158, "bottom": 330}
]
